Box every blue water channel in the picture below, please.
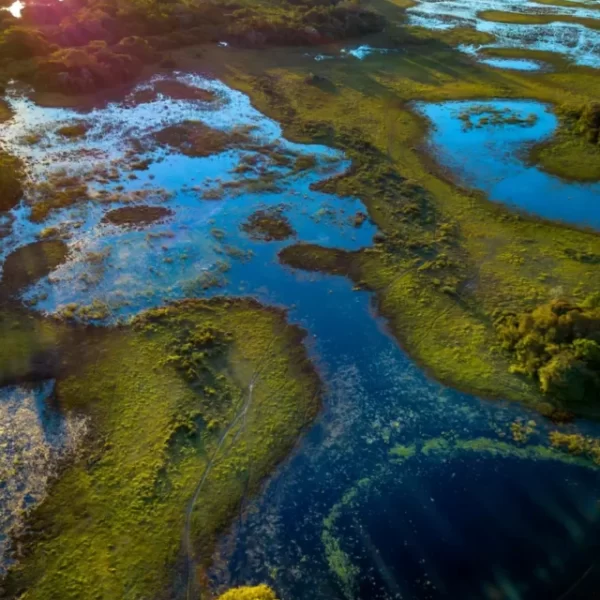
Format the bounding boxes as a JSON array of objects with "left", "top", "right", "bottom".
[{"left": 2, "top": 76, "right": 600, "bottom": 599}]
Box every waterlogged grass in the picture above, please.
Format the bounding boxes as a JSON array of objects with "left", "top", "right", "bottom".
[
  {"left": 0, "top": 240, "right": 69, "bottom": 297},
  {"left": 531, "top": 0, "right": 600, "bottom": 9},
  {"left": 1, "top": 298, "right": 321, "bottom": 599},
  {"left": 478, "top": 9, "right": 600, "bottom": 31},
  {"left": 479, "top": 46, "right": 573, "bottom": 70}
]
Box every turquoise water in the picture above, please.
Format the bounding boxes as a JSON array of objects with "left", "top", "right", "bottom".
[
  {"left": 1, "top": 76, "right": 600, "bottom": 599},
  {"left": 417, "top": 100, "right": 600, "bottom": 230}
]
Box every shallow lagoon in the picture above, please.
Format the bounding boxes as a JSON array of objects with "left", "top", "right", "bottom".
[
  {"left": 2, "top": 73, "right": 600, "bottom": 599},
  {"left": 417, "top": 99, "right": 600, "bottom": 230}
]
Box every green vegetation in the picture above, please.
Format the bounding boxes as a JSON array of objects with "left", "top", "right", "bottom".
[
  {"left": 0, "top": 0, "right": 384, "bottom": 95},
  {"left": 531, "top": 0, "right": 600, "bottom": 9},
  {"left": 102, "top": 205, "right": 173, "bottom": 227},
  {"left": 495, "top": 298, "right": 600, "bottom": 408},
  {"left": 530, "top": 101, "right": 600, "bottom": 181},
  {"left": 217, "top": 585, "right": 278, "bottom": 600},
  {"left": 27, "top": 172, "right": 88, "bottom": 222},
  {"left": 458, "top": 105, "right": 538, "bottom": 130},
  {"left": 478, "top": 9, "right": 600, "bottom": 31},
  {"left": 549, "top": 430, "right": 600, "bottom": 464},
  {"left": 192, "top": 0, "right": 600, "bottom": 414},
  {"left": 0, "top": 151, "right": 24, "bottom": 212},
  {"left": 241, "top": 205, "right": 296, "bottom": 241},
  {"left": 1, "top": 298, "right": 321, "bottom": 599}
]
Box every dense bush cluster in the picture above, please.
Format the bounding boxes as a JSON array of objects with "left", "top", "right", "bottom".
[
  {"left": 495, "top": 297, "right": 600, "bottom": 405},
  {"left": 35, "top": 41, "right": 144, "bottom": 93},
  {"left": 560, "top": 101, "right": 600, "bottom": 145},
  {"left": 0, "top": 0, "right": 384, "bottom": 94},
  {"left": 0, "top": 26, "right": 53, "bottom": 60}
]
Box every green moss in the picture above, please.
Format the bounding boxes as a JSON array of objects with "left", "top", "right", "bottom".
[{"left": 2, "top": 298, "right": 321, "bottom": 599}]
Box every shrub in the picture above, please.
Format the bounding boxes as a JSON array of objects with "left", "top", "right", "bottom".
[
  {"left": 0, "top": 151, "right": 24, "bottom": 212},
  {"left": 114, "top": 35, "right": 158, "bottom": 63},
  {"left": 0, "top": 26, "right": 51, "bottom": 60},
  {"left": 217, "top": 585, "right": 278, "bottom": 600},
  {"left": 495, "top": 299, "right": 600, "bottom": 405},
  {"left": 36, "top": 44, "right": 142, "bottom": 93},
  {"left": 559, "top": 101, "right": 600, "bottom": 145}
]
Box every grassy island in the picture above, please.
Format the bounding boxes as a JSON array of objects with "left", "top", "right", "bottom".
[
  {"left": 0, "top": 296, "right": 321, "bottom": 599},
  {"left": 0, "top": 246, "right": 321, "bottom": 598}
]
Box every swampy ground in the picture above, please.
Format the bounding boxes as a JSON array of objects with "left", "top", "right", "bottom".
[
  {"left": 183, "top": 21, "right": 600, "bottom": 416},
  {"left": 2, "top": 0, "right": 600, "bottom": 598}
]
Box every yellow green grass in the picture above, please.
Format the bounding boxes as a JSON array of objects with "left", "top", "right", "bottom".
[
  {"left": 478, "top": 9, "right": 600, "bottom": 31},
  {"left": 1, "top": 298, "right": 321, "bottom": 599},
  {"left": 531, "top": 0, "right": 600, "bottom": 9}
]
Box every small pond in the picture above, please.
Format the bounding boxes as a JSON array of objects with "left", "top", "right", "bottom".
[{"left": 417, "top": 99, "right": 600, "bottom": 230}]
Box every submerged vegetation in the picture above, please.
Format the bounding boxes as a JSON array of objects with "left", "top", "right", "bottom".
[
  {"left": 495, "top": 298, "right": 600, "bottom": 407},
  {"left": 241, "top": 205, "right": 296, "bottom": 241}
]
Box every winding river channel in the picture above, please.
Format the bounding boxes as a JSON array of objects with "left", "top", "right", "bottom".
[{"left": 2, "top": 31, "right": 600, "bottom": 600}]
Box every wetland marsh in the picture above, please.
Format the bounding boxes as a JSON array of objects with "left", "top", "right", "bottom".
[{"left": 2, "top": 0, "right": 600, "bottom": 599}]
